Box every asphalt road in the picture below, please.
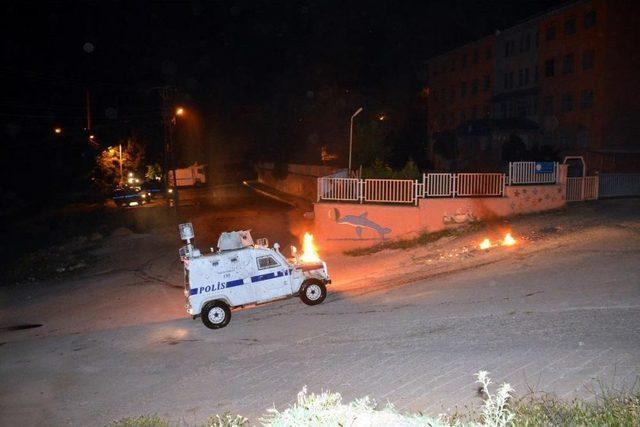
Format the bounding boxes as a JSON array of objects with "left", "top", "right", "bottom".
[{"left": 1, "top": 192, "right": 639, "bottom": 425}]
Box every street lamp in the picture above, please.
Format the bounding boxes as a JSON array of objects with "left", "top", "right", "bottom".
[
  {"left": 53, "top": 127, "right": 62, "bottom": 135},
  {"left": 167, "top": 106, "right": 185, "bottom": 206},
  {"left": 348, "top": 107, "right": 363, "bottom": 172}
]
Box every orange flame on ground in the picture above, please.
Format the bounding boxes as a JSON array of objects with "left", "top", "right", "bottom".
[
  {"left": 479, "top": 238, "right": 492, "bottom": 250},
  {"left": 502, "top": 232, "right": 516, "bottom": 246},
  {"left": 300, "top": 232, "right": 321, "bottom": 263}
]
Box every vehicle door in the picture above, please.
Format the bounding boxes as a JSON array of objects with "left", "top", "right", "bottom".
[
  {"left": 253, "top": 251, "right": 289, "bottom": 302},
  {"left": 217, "top": 250, "right": 255, "bottom": 306}
]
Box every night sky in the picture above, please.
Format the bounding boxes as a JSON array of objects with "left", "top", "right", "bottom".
[{"left": 1, "top": 0, "right": 560, "bottom": 201}]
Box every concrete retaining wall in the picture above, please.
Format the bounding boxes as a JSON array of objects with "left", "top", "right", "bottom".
[
  {"left": 314, "top": 183, "right": 566, "bottom": 251},
  {"left": 256, "top": 163, "right": 343, "bottom": 202}
]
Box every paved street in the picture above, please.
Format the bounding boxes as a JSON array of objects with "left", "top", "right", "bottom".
[{"left": 1, "top": 194, "right": 639, "bottom": 425}]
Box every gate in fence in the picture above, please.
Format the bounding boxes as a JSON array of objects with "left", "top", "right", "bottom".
[
  {"left": 566, "top": 176, "right": 599, "bottom": 201},
  {"left": 562, "top": 156, "right": 599, "bottom": 202}
]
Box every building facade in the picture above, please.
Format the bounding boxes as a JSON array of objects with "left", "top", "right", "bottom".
[
  {"left": 426, "top": 35, "right": 495, "bottom": 136},
  {"left": 426, "top": 0, "right": 640, "bottom": 172}
]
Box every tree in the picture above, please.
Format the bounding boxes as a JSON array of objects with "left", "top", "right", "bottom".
[
  {"left": 353, "top": 120, "right": 391, "bottom": 168},
  {"left": 93, "top": 138, "right": 145, "bottom": 193},
  {"left": 145, "top": 163, "right": 162, "bottom": 181}
]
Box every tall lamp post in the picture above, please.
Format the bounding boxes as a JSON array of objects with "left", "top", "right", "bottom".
[
  {"left": 118, "top": 144, "right": 123, "bottom": 186},
  {"left": 348, "top": 107, "right": 363, "bottom": 173},
  {"left": 167, "top": 106, "right": 185, "bottom": 206}
]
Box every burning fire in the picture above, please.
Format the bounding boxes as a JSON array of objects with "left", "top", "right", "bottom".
[
  {"left": 300, "top": 232, "right": 321, "bottom": 263},
  {"left": 479, "top": 238, "right": 492, "bottom": 250},
  {"left": 502, "top": 232, "right": 516, "bottom": 246}
]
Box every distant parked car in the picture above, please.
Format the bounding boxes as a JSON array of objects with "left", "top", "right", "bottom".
[
  {"left": 141, "top": 181, "right": 163, "bottom": 199},
  {"left": 112, "top": 186, "right": 148, "bottom": 207}
]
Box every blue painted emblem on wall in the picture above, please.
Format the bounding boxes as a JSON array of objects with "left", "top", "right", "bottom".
[{"left": 535, "top": 162, "right": 554, "bottom": 174}]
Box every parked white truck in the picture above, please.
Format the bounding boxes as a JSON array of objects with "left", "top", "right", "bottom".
[
  {"left": 178, "top": 223, "right": 331, "bottom": 329},
  {"left": 168, "top": 162, "right": 206, "bottom": 187}
]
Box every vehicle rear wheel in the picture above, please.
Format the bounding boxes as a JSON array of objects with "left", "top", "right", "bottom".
[
  {"left": 299, "top": 279, "right": 327, "bottom": 306},
  {"left": 201, "top": 300, "right": 231, "bottom": 329}
]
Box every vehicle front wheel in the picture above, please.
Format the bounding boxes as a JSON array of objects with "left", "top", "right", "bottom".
[
  {"left": 299, "top": 280, "right": 327, "bottom": 306},
  {"left": 201, "top": 300, "right": 231, "bottom": 329}
]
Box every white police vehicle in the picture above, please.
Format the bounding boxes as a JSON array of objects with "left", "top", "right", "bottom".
[{"left": 178, "top": 223, "right": 331, "bottom": 329}]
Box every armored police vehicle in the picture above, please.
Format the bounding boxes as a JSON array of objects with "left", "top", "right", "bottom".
[{"left": 178, "top": 223, "right": 331, "bottom": 329}]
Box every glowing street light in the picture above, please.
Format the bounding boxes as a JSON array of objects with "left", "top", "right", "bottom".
[
  {"left": 54, "top": 127, "right": 62, "bottom": 135},
  {"left": 175, "top": 107, "right": 185, "bottom": 116}
]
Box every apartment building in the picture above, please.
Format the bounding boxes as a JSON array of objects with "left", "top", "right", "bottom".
[
  {"left": 493, "top": 18, "right": 541, "bottom": 125},
  {"left": 426, "top": 35, "right": 495, "bottom": 136},
  {"left": 426, "top": 0, "right": 640, "bottom": 172},
  {"left": 538, "top": 0, "right": 639, "bottom": 171}
]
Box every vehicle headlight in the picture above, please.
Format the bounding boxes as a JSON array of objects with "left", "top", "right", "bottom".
[{"left": 141, "top": 194, "right": 146, "bottom": 198}]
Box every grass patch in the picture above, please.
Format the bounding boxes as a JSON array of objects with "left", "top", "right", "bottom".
[
  {"left": 344, "top": 223, "right": 483, "bottom": 256},
  {"left": 109, "top": 415, "right": 169, "bottom": 427},
  {"left": 513, "top": 392, "right": 640, "bottom": 426},
  {"left": 109, "top": 375, "right": 640, "bottom": 426},
  {"left": 109, "top": 412, "right": 248, "bottom": 427}
]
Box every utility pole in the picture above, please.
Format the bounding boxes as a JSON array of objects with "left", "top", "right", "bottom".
[
  {"left": 159, "top": 86, "right": 179, "bottom": 207},
  {"left": 86, "top": 89, "right": 92, "bottom": 131},
  {"left": 119, "top": 144, "right": 123, "bottom": 186}
]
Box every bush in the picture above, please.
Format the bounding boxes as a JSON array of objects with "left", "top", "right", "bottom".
[
  {"left": 362, "top": 159, "right": 421, "bottom": 180},
  {"left": 260, "top": 386, "right": 449, "bottom": 427}
]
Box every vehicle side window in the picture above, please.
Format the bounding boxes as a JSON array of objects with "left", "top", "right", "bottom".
[{"left": 257, "top": 256, "right": 279, "bottom": 270}]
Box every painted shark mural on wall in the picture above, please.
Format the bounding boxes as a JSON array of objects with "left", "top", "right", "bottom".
[{"left": 331, "top": 208, "right": 391, "bottom": 240}]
